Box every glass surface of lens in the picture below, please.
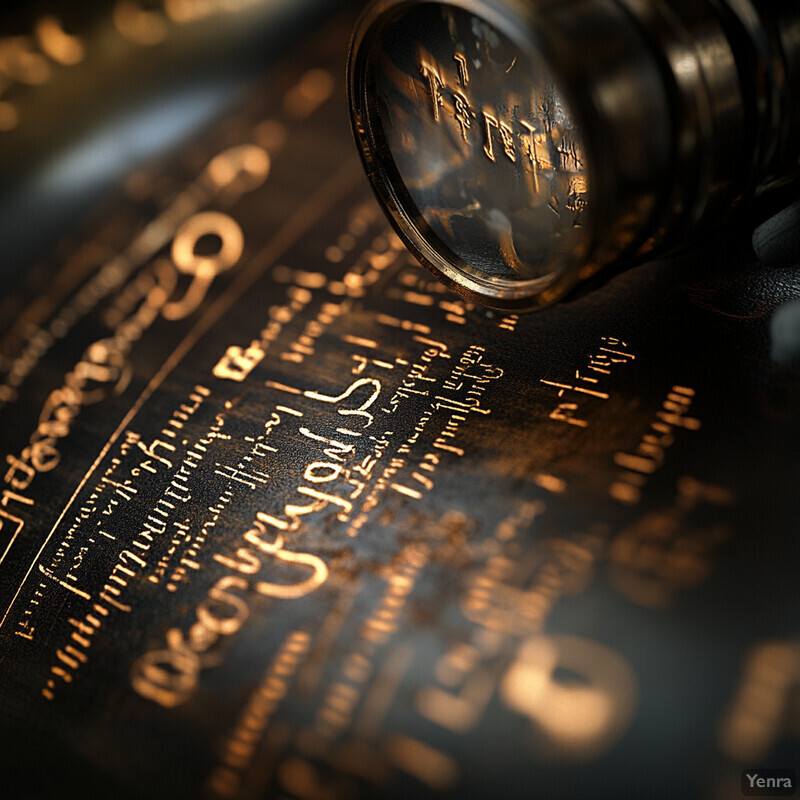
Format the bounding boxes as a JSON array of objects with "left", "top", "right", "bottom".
[{"left": 365, "top": 3, "right": 592, "bottom": 305}]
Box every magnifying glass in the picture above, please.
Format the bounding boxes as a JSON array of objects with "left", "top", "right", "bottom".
[{"left": 348, "top": 0, "right": 800, "bottom": 311}]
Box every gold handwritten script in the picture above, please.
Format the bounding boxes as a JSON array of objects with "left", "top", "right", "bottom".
[
  {"left": 131, "top": 517, "right": 328, "bottom": 708},
  {"left": 609, "top": 385, "right": 701, "bottom": 505},
  {"left": 541, "top": 336, "right": 635, "bottom": 428},
  {"left": 1, "top": 145, "right": 270, "bottom": 536},
  {"left": 416, "top": 57, "right": 586, "bottom": 202},
  {"left": 256, "top": 377, "right": 384, "bottom": 532},
  {"left": 207, "top": 629, "right": 312, "bottom": 798},
  {"left": 501, "top": 634, "right": 637, "bottom": 760},
  {"left": 609, "top": 476, "right": 732, "bottom": 608},
  {"left": 718, "top": 639, "right": 800, "bottom": 764}
]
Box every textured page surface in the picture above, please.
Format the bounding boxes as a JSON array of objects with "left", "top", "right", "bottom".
[{"left": 0, "top": 7, "right": 798, "bottom": 799}]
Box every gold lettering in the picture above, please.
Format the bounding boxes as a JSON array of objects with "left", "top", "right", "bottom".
[
  {"left": 298, "top": 428, "right": 354, "bottom": 461},
  {"left": 501, "top": 635, "right": 637, "bottom": 759},
  {"left": 197, "top": 576, "right": 249, "bottom": 636},
  {"left": 255, "top": 549, "right": 328, "bottom": 600},
  {"left": 213, "top": 548, "right": 261, "bottom": 575},
  {"left": 204, "top": 144, "right": 270, "bottom": 195},
  {"left": 213, "top": 344, "right": 265, "bottom": 382},
  {"left": 4, "top": 454, "right": 35, "bottom": 490},
  {"left": 452, "top": 91, "right": 474, "bottom": 143},
  {"left": 303, "top": 461, "right": 343, "bottom": 483},
  {"left": 304, "top": 377, "right": 382, "bottom": 428},
  {"left": 163, "top": 211, "right": 244, "bottom": 320},
  {"left": 483, "top": 112, "right": 515, "bottom": 163},
  {"left": 419, "top": 61, "right": 444, "bottom": 122},
  {"left": 130, "top": 630, "right": 201, "bottom": 708},
  {"left": 454, "top": 52, "right": 469, "bottom": 86}
]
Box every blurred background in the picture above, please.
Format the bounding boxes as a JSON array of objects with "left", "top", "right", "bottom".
[{"left": 0, "top": 0, "right": 345, "bottom": 284}]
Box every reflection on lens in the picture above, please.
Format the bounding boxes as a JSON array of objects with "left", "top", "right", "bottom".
[{"left": 362, "top": 3, "right": 591, "bottom": 307}]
